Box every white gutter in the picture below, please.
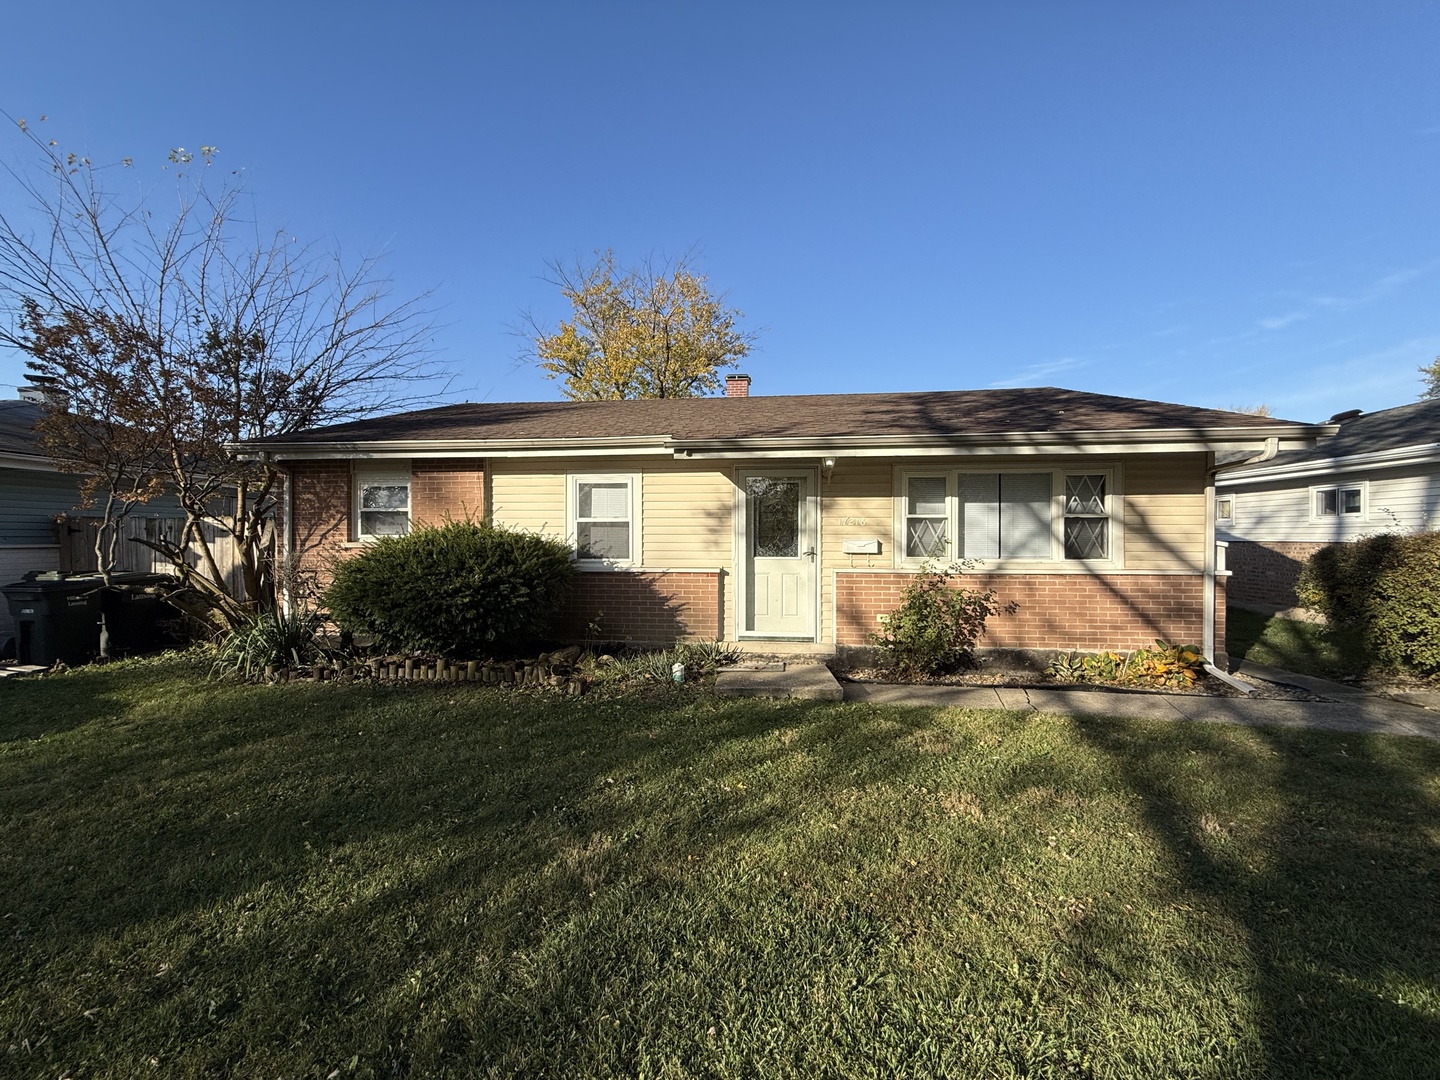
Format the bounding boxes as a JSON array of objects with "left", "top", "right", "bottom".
[
  {"left": 235, "top": 424, "right": 1335, "bottom": 463},
  {"left": 1216, "top": 441, "right": 1440, "bottom": 485}
]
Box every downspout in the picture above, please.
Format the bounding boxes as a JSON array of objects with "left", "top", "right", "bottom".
[{"left": 1203, "top": 436, "right": 1278, "bottom": 672}]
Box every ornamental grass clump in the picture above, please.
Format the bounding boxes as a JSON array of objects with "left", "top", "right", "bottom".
[
  {"left": 211, "top": 607, "right": 330, "bottom": 681},
  {"left": 324, "top": 520, "right": 575, "bottom": 657},
  {"left": 872, "top": 562, "right": 999, "bottom": 678}
]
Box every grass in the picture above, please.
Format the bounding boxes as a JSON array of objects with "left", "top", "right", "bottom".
[
  {"left": 1227, "top": 606, "right": 1370, "bottom": 680},
  {"left": 2, "top": 653, "right": 1438, "bottom": 1078}
]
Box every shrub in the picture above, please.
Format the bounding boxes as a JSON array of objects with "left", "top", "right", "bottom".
[
  {"left": 872, "top": 563, "right": 999, "bottom": 678},
  {"left": 1299, "top": 531, "right": 1440, "bottom": 675},
  {"left": 324, "top": 520, "right": 575, "bottom": 657}
]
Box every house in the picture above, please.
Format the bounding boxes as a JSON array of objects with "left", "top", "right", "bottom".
[
  {"left": 1217, "top": 397, "right": 1440, "bottom": 613},
  {"left": 0, "top": 394, "right": 93, "bottom": 647},
  {"left": 0, "top": 386, "right": 222, "bottom": 652},
  {"left": 236, "top": 378, "right": 1335, "bottom": 665}
]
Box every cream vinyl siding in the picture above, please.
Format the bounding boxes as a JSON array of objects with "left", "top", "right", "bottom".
[
  {"left": 489, "top": 457, "right": 733, "bottom": 564},
  {"left": 1122, "top": 453, "right": 1207, "bottom": 571},
  {"left": 488, "top": 462, "right": 568, "bottom": 538},
  {"left": 817, "top": 461, "right": 894, "bottom": 644}
]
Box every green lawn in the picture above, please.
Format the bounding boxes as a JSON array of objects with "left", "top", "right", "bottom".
[
  {"left": 2, "top": 655, "right": 1438, "bottom": 1079},
  {"left": 1227, "top": 607, "right": 1370, "bottom": 680}
]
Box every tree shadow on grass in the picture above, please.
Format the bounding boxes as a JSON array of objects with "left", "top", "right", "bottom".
[{"left": 1072, "top": 715, "right": 1440, "bottom": 1078}]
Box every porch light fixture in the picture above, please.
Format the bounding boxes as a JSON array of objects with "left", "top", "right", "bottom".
[{"left": 821, "top": 456, "right": 836, "bottom": 480}]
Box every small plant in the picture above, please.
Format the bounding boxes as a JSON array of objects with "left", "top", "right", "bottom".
[
  {"left": 1046, "top": 641, "right": 1204, "bottom": 688},
  {"left": 873, "top": 562, "right": 999, "bottom": 678},
  {"left": 211, "top": 607, "right": 329, "bottom": 681},
  {"left": 675, "top": 639, "right": 745, "bottom": 673}
]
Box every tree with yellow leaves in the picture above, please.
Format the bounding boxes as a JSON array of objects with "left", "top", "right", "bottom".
[{"left": 523, "top": 250, "right": 756, "bottom": 399}]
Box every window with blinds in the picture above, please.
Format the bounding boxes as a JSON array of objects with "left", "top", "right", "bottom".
[
  {"left": 570, "top": 475, "right": 637, "bottom": 563},
  {"left": 896, "top": 467, "right": 1117, "bottom": 565}
]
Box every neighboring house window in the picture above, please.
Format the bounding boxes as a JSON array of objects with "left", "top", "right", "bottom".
[
  {"left": 354, "top": 464, "right": 411, "bottom": 540},
  {"left": 1311, "top": 483, "right": 1364, "bottom": 520},
  {"left": 896, "top": 467, "right": 1117, "bottom": 565},
  {"left": 568, "top": 474, "right": 638, "bottom": 565},
  {"left": 1216, "top": 496, "right": 1233, "bottom": 523}
]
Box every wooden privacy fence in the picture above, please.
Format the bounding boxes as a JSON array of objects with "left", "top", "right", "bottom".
[{"left": 55, "top": 514, "right": 249, "bottom": 597}]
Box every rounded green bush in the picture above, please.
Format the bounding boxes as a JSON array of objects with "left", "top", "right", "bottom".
[
  {"left": 1297, "top": 530, "right": 1440, "bottom": 676},
  {"left": 324, "top": 520, "right": 575, "bottom": 657}
]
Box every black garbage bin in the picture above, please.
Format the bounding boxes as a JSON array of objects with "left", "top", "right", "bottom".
[
  {"left": 2, "top": 572, "right": 178, "bottom": 666},
  {"left": 2, "top": 573, "right": 106, "bottom": 666},
  {"left": 101, "top": 572, "right": 178, "bottom": 656}
]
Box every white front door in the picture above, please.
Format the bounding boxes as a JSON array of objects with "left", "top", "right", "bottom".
[{"left": 740, "top": 470, "right": 816, "bottom": 638}]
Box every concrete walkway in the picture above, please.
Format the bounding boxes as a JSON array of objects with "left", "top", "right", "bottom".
[{"left": 719, "top": 661, "right": 1440, "bottom": 740}]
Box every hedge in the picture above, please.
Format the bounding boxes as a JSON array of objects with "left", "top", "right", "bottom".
[
  {"left": 324, "top": 520, "right": 575, "bottom": 657},
  {"left": 1296, "top": 530, "right": 1440, "bottom": 675}
]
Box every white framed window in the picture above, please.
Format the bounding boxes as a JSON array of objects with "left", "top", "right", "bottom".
[
  {"left": 354, "top": 463, "right": 411, "bottom": 540},
  {"left": 1063, "top": 473, "right": 1110, "bottom": 560},
  {"left": 567, "top": 474, "right": 639, "bottom": 566},
  {"left": 1310, "top": 483, "right": 1365, "bottom": 521},
  {"left": 904, "top": 475, "right": 949, "bottom": 559},
  {"left": 895, "top": 466, "right": 1119, "bottom": 566},
  {"left": 1216, "top": 496, "right": 1233, "bottom": 523}
]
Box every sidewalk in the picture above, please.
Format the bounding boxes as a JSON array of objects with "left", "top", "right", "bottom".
[
  {"left": 843, "top": 670, "right": 1440, "bottom": 741},
  {"left": 716, "top": 660, "right": 1440, "bottom": 741}
]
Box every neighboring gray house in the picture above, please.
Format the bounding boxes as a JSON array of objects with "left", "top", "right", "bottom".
[
  {"left": 0, "top": 394, "right": 90, "bottom": 644},
  {"left": 1217, "top": 397, "right": 1440, "bottom": 612},
  {"left": 0, "top": 389, "right": 190, "bottom": 650}
]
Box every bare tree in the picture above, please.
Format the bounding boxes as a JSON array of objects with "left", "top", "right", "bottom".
[{"left": 0, "top": 115, "right": 445, "bottom": 627}]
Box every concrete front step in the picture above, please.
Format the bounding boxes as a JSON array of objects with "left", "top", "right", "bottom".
[{"left": 715, "top": 661, "right": 844, "bottom": 701}]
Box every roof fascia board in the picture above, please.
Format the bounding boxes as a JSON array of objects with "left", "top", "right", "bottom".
[
  {"left": 236, "top": 424, "right": 1333, "bottom": 462},
  {"left": 0, "top": 451, "right": 60, "bottom": 472},
  {"left": 1216, "top": 443, "right": 1440, "bottom": 486}
]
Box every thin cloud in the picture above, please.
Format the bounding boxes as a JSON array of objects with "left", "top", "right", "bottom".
[
  {"left": 988, "top": 357, "right": 1087, "bottom": 389},
  {"left": 1258, "top": 311, "right": 1309, "bottom": 331}
]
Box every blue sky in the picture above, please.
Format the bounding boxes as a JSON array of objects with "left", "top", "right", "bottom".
[{"left": 2, "top": 1, "right": 1438, "bottom": 422}]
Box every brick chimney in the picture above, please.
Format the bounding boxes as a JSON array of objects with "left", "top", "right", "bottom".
[{"left": 725, "top": 373, "right": 751, "bottom": 397}]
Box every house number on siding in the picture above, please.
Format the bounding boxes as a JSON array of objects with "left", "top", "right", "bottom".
[{"left": 841, "top": 516, "right": 869, "bottom": 526}]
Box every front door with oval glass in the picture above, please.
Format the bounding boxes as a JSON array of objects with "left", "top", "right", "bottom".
[{"left": 741, "top": 471, "right": 816, "bottom": 638}]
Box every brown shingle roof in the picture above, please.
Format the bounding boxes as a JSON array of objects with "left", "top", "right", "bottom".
[{"left": 246, "top": 387, "right": 1298, "bottom": 448}]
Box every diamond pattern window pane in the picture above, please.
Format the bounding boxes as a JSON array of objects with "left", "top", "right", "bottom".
[
  {"left": 907, "top": 518, "right": 947, "bottom": 558},
  {"left": 1064, "top": 517, "right": 1108, "bottom": 560},
  {"left": 1065, "top": 475, "right": 1106, "bottom": 515}
]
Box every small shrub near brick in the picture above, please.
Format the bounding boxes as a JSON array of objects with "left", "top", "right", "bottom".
[
  {"left": 324, "top": 520, "right": 574, "bottom": 657},
  {"left": 872, "top": 562, "right": 999, "bottom": 678},
  {"left": 1297, "top": 531, "right": 1440, "bottom": 676}
]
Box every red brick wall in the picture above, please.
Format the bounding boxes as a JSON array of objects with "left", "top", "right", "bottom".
[
  {"left": 836, "top": 571, "right": 1207, "bottom": 651},
  {"left": 411, "top": 459, "right": 485, "bottom": 527},
  {"left": 285, "top": 461, "right": 352, "bottom": 584},
  {"left": 555, "top": 571, "right": 722, "bottom": 644},
  {"left": 1225, "top": 540, "right": 1325, "bottom": 611},
  {"left": 1214, "top": 575, "right": 1228, "bottom": 667}
]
